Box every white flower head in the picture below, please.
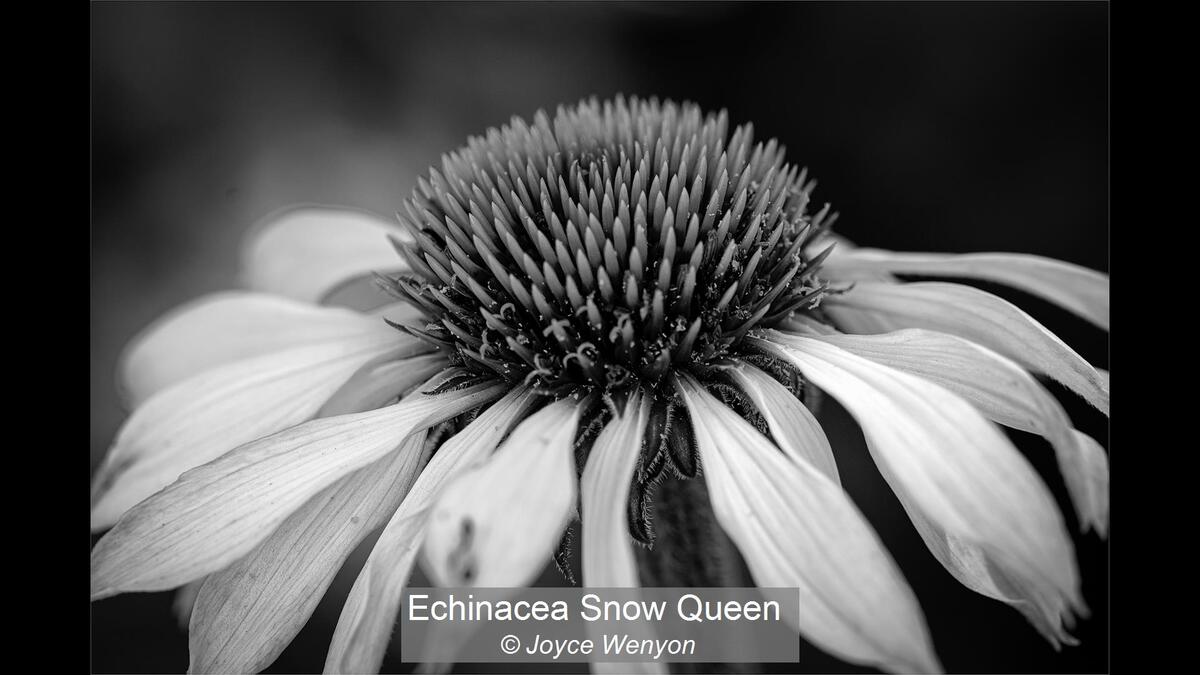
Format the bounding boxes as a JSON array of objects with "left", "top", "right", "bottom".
[{"left": 91, "top": 96, "right": 1109, "bottom": 674}]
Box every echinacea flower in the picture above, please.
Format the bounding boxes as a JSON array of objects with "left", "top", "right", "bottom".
[{"left": 90, "top": 96, "right": 1109, "bottom": 674}]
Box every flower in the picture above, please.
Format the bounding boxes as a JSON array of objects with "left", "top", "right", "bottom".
[{"left": 90, "top": 96, "right": 1109, "bottom": 674}]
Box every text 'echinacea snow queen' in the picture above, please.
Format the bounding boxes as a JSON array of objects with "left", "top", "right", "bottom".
[{"left": 90, "top": 97, "right": 1109, "bottom": 674}]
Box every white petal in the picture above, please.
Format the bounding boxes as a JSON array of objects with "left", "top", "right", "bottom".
[
  {"left": 118, "top": 292, "right": 402, "bottom": 409},
  {"left": 173, "top": 579, "right": 205, "bottom": 630},
  {"left": 824, "top": 248, "right": 1109, "bottom": 329},
  {"left": 324, "top": 385, "right": 540, "bottom": 674},
  {"left": 582, "top": 391, "right": 651, "bottom": 587},
  {"left": 90, "top": 371, "right": 504, "bottom": 599},
  {"left": 578, "top": 393, "right": 681, "bottom": 675},
  {"left": 826, "top": 281, "right": 1109, "bottom": 414},
  {"left": 422, "top": 397, "right": 582, "bottom": 587},
  {"left": 805, "top": 233, "right": 898, "bottom": 283},
  {"left": 1069, "top": 430, "right": 1109, "bottom": 538},
  {"left": 774, "top": 328, "right": 1109, "bottom": 534},
  {"left": 777, "top": 313, "right": 839, "bottom": 336},
  {"left": 91, "top": 333, "right": 429, "bottom": 531},
  {"left": 318, "top": 352, "right": 447, "bottom": 417},
  {"left": 721, "top": 361, "right": 840, "bottom": 484},
  {"left": 877, "top": 460, "right": 1082, "bottom": 648},
  {"left": 750, "top": 335, "right": 1081, "bottom": 607},
  {"left": 188, "top": 431, "right": 432, "bottom": 674},
  {"left": 241, "top": 205, "right": 409, "bottom": 303},
  {"left": 674, "top": 373, "right": 941, "bottom": 674}
]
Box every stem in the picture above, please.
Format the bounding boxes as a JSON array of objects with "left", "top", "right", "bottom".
[{"left": 633, "top": 472, "right": 754, "bottom": 674}]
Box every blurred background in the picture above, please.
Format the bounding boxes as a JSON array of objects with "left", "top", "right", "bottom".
[{"left": 91, "top": 2, "right": 1108, "bottom": 673}]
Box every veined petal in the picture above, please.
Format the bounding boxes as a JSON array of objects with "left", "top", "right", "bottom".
[
  {"left": 823, "top": 248, "right": 1109, "bottom": 330},
  {"left": 822, "top": 308, "right": 903, "bottom": 335},
  {"left": 579, "top": 393, "right": 670, "bottom": 675},
  {"left": 825, "top": 281, "right": 1109, "bottom": 414},
  {"left": 118, "top": 292, "right": 403, "bottom": 408},
  {"left": 188, "top": 431, "right": 433, "bottom": 674},
  {"left": 721, "top": 361, "right": 840, "bottom": 484},
  {"left": 241, "top": 205, "right": 410, "bottom": 304},
  {"left": 318, "top": 353, "right": 448, "bottom": 417},
  {"left": 90, "top": 370, "right": 504, "bottom": 599},
  {"left": 777, "top": 314, "right": 839, "bottom": 336},
  {"left": 673, "top": 373, "right": 941, "bottom": 674},
  {"left": 805, "top": 233, "right": 898, "bottom": 283},
  {"left": 876, "top": 459, "right": 1082, "bottom": 649},
  {"left": 582, "top": 391, "right": 652, "bottom": 587},
  {"left": 772, "top": 328, "right": 1109, "bottom": 534},
  {"left": 325, "top": 385, "right": 540, "bottom": 674},
  {"left": 91, "top": 334, "right": 431, "bottom": 531},
  {"left": 749, "top": 335, "right": 1081, "bottom": 608},
  {"left": 422, "top": 397, "right": 583, "bottom": 587}
]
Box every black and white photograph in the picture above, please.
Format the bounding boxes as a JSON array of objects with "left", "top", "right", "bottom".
[{"left": 91, "top": 2, "right": 1109, "bottom": 673}]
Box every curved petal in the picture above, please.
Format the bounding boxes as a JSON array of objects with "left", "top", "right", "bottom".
[
  {"left": 580, "top": 392, "right": 666, "bottom": 675},
  {"left": 91, "top": 334, "right": 430, "bottom": 532},
  {"left": 1069, "top": 430, "right": 1109, "bottom": 539},
  {"left": 674, "top": 373, "right": 941, "bottom": 674},
  {"left": 324, "top": 385, "right": 540, "bottom": 674},
  {"left": 823, "top": 248, "right": 1109, "bottom": 330},
  {"left": 173, "top": 579, "right": 205, "bottom": 630},
  {"left": 876, "top": 459, "right": 1082, "bottom": 649},
  {"left": 773, "top": 328, "right": 1109, "bottom": 535},
  {"left": 241, "top": 205, "right": 410, "bottom": 304},
  {"left": 825, "top": 281, "right": 1109, "bottom": 414},
  {"left": 318, "top": 353, "right": 447, "bottom": 417},
  {"left": 90, "top": 371, "right": 503, "bottom": 599},
  {"left": 582, "top": 391, "right": 651, "bottom": 587},
  {"left": 421, "top": 397, "right": 582, "bottom": 587},
  {"left": 188, "top": 431, "right": 433, "bottom": 674},
  {"left": 777, "top": 314, "right": 838, "bottom": 336},
  {"left": 721, "top": 361, "right": 840, "bottom": 484},
  {"left": 805, "top": 233, "right": 899, "bottom": 283},
  {"left": 118, "top": 292, "right": 402, "bottom": 409},
  {"left": 750, "top": 335, "right": 1081, "bottom": 609}
]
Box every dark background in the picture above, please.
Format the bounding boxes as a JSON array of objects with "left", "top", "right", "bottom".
[{"left": 91, "top": 2, "right": 1109, "bottom": 673}]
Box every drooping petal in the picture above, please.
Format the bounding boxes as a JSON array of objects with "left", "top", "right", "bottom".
[
  {"left": 422, "top": 397, "right": 583, "bottom": 587},
  {"left": 582, "top": 391, "right": 651, "bottom": 587},
  {"left": 721, "top": 361, "right": 840, "bottom": 484},
  {"left": 241, "top": 205, "right": 410, "bottom": 304},
  {"left": 1069, "top": 430, "right": 1109, "bottom": 538},
  {"left": 875, "top": 458, "right": 1082, "bottom": 649},
  {"left": 580, "top": 392, "right": 665, "bottom": 675},
  {"left": 117, "top": 292, "right": 404, "bottom": 408},
  {"left": 673, "top": 373, "right": 941, "bottom": 674},
  {"left": 825, "top": 281, "right": 1109, "bottom": 414},
  {"left": 188, "top": 430, "right": 433, "bottom": 674},
  {"left": 91, "top": 334, "right": 431, "bottom": 531},
  {"left": 990, "top": 558, "right": 1086, "bottom": 649},
  {"left": 90, "top": 371, "right": 504, "bottom": 599},
  {"left": 823, "top": 248, "right": 1109, "bottom": 330},
  {"left": 771, "top": 328, "right": 1109, "bottom": 534},
  {"left": 324, "top": 385, "right": 540, "bottom": 674},
  {"left": 750, "top": 335, "right": 1082, "bottom": 609}
]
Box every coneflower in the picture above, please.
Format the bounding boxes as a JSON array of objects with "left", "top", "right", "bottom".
[{"left": 90, "top": 96, "right": 1109, "bottom": 674}]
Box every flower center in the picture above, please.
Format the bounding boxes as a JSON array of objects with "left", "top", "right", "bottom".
[{"left": 386, "top": 97, "right": 835, "bottom": 395}]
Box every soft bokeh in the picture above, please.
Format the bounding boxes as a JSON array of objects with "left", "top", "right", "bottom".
[{"left": 92, "top": 3, "right": 1107, "bottom": 673}]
